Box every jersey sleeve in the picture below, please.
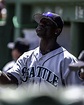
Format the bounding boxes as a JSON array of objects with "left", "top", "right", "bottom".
[
  {"left": 60, "top": 57, "right": 84, "bottom": 86},
  {"left": 7, "top": 52, "right": 29, "bottom": 85}
]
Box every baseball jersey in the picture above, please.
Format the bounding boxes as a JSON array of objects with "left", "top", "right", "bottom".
[
  {"left": 3, "top": 61, "right": 15, "bottom": 73},
  {"left": 7, "top": 46, "right": 83, "bottom": 88}
]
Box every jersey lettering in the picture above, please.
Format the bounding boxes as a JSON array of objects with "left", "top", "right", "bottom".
[
  {"left": 30, "top": 67, "right": 35, "bottom": 77},
  {"left": 21, "top": 66, "right": 59, "bottom": 87},
  {"left": 21, "top": 67, "right": 29, "bottom": 82}
]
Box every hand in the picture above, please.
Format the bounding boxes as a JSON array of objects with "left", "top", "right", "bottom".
[
  {"left": 69, "top": 61, "right": 84, "bottom": 71},
  {"left": 0, "top": 71, "right": 11, "bottom": 85},
  {"left": 69, "top": 61, "right": 84, "bottom": 80}
]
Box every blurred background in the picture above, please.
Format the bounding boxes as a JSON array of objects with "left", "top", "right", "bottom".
[
  {"left": 0, "top": 0, "right": 84, "bottom": 69},
  {"left": 0, "top": 85, "right": 84, "bottom": 105}
]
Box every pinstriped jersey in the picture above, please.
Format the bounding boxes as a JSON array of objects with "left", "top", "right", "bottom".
[{"left": 8, "top": 47, "right": 83, "bottom": 87}]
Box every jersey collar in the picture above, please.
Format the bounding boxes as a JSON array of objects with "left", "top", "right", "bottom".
[{"left": 33, "top": 46, "right": 66, "bottom": 61}]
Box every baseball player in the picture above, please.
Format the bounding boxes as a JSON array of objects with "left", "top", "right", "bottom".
[
  {"left": 2, "top": 37, "right": 30, "bottom": 74},
  {"left": 0, "top": 12, "right": 83, "bottom": 87}
]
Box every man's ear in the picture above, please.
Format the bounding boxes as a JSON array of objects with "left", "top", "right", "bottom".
[{"left": 55, "top": 28, "right": 61, "bottom": 34}]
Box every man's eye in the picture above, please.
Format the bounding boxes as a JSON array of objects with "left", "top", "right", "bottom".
[
  {"left": 46, "top": 23, "right": 54, "bottom": 26},
  {"left": 45, "top": 24, "right": 50, "bottom": 27},
  {"left": 39, "top": 24, "right": 45, "bottom": 27}
]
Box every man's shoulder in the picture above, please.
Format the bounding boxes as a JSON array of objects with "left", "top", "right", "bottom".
[
  {"left": 61, "top": 47, "right": 77, "bottom": 60},
  {"left": 20, "top": 47, "right": 39, "bottom": 58}
]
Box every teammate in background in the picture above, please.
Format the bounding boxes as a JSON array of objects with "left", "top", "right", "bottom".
[
  {"left": 2, "top": 37, "right": 30, "bottom": 73},
  {"left": 0, "top": 12, "right": 83, "bottom": 87}
]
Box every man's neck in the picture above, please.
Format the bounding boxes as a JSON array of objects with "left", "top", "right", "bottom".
[{"left": 40, "top": 38, "right": 60, "bottom": 55}]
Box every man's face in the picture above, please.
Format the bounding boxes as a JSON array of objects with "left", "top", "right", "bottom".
[
  {"left": 12, "top": 49, "right": 22, "bottom": 61},
  {"left": 36, "top": 18, "right": 56, "bottom": 39}
]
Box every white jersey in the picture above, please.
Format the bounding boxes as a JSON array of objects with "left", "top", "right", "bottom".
[
  {"left": 3, "top": 61, "right": 15, "bottom": 73},
  {"left": 7, "top": 47, "right": 83, "bottom": 88}
]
